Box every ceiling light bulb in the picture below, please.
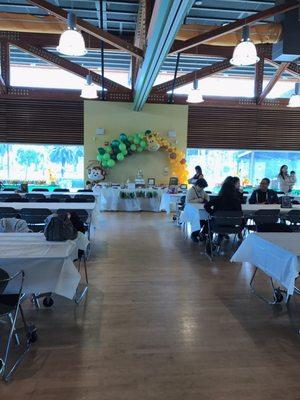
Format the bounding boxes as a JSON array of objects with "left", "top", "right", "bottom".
[
  {"left": 80, "top": 75, "right": 98, "bottom": 99},
  {"left": 186, "top": 88, "right": 204, "bottom": 103},
  {"left": 57, "top": 28, "right": 87, "bottom": 56},
  {"left": 230, "top": 26, "right": 259, "bottom": 66}
]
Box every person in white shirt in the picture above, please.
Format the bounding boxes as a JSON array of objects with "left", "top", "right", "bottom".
[
  {"left": 186, "top": 178, "right": 209, "bottom": 204},
  {"left": 186, "top": 178, "right": 209, "bottom": 242},
  {"left": 277, "top": 165, "right": 290, "bottom": 193}
]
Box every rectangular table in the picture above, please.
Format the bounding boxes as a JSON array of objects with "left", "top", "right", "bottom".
[
  {"left": 180, "top": 203, "right": 300, "bottom": 233},
  {"left": 231, "top": 232, "right": 300, "bottom": 296},
  {"left": 0, "top": 233, "right": 81, "bottom": 299}
]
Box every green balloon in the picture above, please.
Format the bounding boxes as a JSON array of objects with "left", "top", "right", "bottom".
[
  {"left": 128, "top": 135, "right": 134, "bottom": 143},
  {"left": 111, "top": 140, "right": 120, "bottom": 147},
  {"left": 121, "top": 149, "right": 128, "bottom": 156},
  {"left": 103, "top": 153, "right": 110, "bottom": 161},
  {"left": 96, "top": 154, "right": 102, "bottom": 161},
  {"left": 137, "top": 147, "right": 143, "bottom": 153},
  {"left": 107, "top": 159, "right": 115, "bottom": 168},
  {"left": 98, "top": 147, "right": 105, "bottom": 155},
  {"left": 102, "top": 160, "right": 108, "bottom": 168},
  {"left": 119, "top": 143, "right": 126, "bottom": 151},
  {"left": 139, "top": 133, "right": 145, "bottom": 139},
  {"left": 119, "top": 133, "right": 127, "bottom": 142},
  {"left": 105, "top": 145, "right": 112, "bottom": 153},
  {"left": 130, "top": 144, "right": 137, "bottom": 151},
  {"left": 140, "top": 140, "right": 147, "bottom": 148},
  {"left": 133, "top": 135, "right": 140, "bottom": 145},
  {"left": 117, "top": 153, "right": 124, "bottom": 161}
]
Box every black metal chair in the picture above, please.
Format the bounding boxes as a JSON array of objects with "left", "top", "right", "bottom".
[
  {"left": 19, "top": 208, "right": 51, "bottom": 232},
  {"left": 256, "top": 223, "right": 293, "bottom": 233},
  {"left": 2, "top": 189, "right": 16, "bottom": 192},
  {"left": 57, "top": 208, "right": 90, "bottom": 237},
  {"left": 0, "top": 269, "right": 37, "bottom": 381},
  {"left": 206, "top": 211, "right": 244, "bottom": 260},
  {"left": 0, "top": 207, "right": 19, "bottom": 219},
  {"left": 74, "top": 195, "right": 95, "bottom": 202},
  {"left": 53, "top": 188, "right": 70, "bottom": 193},
  {"left": 36, "top": 198, "right": 57, "bottom": 203},
  {"left": 50, "top": 194, "right": 70, "bottom": 202},
  {"left": 77, "top": 189, "right": 93, "bottom": 193},
  {"left": 281, "top": 209, "right": 300, "bottom": 231},
  {"left": 5, "top": 196, "right": 28, "bottom": 203},
  {"left": 24, "top": 193, "right": 46, "bottom": 202},
  {"left": 31, "top": 188, "right": 49, "bottom": 192},
  {"left": 247, "top": 209, "right": 280, "bottom": 232},
  {"left": 66, "top": 197, "right": 87, "bottom": 203}
]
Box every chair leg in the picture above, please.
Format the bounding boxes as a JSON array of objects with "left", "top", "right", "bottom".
[
  {"left": 83, "top": 253, "right": 88, "bottom": 284},
  {"left": 7, "top": 313, "right": 20, "bottom": 346}
]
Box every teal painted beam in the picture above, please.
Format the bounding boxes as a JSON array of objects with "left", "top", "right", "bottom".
[{"left": 133, "top": 0, "right": 194, "bottom": 111}]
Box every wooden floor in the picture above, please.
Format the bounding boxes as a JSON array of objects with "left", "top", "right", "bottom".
[{"left": 2, "top": 212, "right": 300, "bottom": 399}]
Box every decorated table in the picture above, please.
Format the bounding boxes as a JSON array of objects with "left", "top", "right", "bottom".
[
  {"left": 180, "top": 203, "right": 300, "bottom": 233},
  {"left": 98, "top": 187, "right": 164, "bottom": 212},
  {"left": 0, "top": 233, "right": 82, "bottom": 299},
  {"left": 231, "top": 232, "right": 300, "bottom": 297}
]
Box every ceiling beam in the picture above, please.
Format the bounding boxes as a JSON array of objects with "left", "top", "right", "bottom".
[
  {"left": 170, "top": 0, "right": 298, "bottom": 54},
  {"left": 257, "top": 62, "right": 289, "bottom": 105},
  {"left": 7, "top": 38, "right": 131, "bottom": 92},
  {"left": 254, "top": 49, "right": 265, "bottom": 100},
  {"left": 133, "top": 0, "right": 194, "bottom": 111},
  {"left": 27, "top": 0, "right": 143, "bottom": 58},
  {"left": 265, "top": 59, "right": 300, "bottom": 78},
  {"left": 152, "top": 59, "right": 232, "bottom": 94}
]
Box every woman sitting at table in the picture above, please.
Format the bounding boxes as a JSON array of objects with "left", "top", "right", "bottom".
[
  {"left": 186, "top": 178, "right": 209, "bottom": 243},
  {"left": 249, "top": 178, "right": 279, "bottom": 204},
  {"left": 277, "top": 165, "right": 290, "bottom": 193},
  {"left": 188, "top": 165, "right": 203, "bottom": 184},
  {"left": 204, "top": 177, "right": 243, "bottom": 248}
]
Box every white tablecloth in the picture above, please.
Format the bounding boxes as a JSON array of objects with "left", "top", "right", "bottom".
[
  {"left": 0, "top": 232, "right": 84, "bottom": 299},
  {"left": 231, "top": 233, "right": 300, "bottom": 295},
  {"left": 159, "top": 193, "right": 184, "bottom": 214},
  {"left": 98, "top": 188, "right": 163, "bottom": 212},
  {"left": 180, "top": 203, "right": 300, "bottom": 233}
]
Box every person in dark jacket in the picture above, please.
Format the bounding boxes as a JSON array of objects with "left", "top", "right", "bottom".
[
  {"left": 204, "top": 177, "right": 243, "bottom": 250},
  {"left": 248, "top": 178, "right": 279, "bottom": 204}
]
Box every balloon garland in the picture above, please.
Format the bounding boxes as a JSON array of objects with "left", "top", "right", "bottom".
[{"left": 96, "top": 130, "right": 189, "bottom": 184}]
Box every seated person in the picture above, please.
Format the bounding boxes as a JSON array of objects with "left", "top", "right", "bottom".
[
  {"left": 186, "top": 178, "right": 209, "bottom": 243},
  {"left": 204, "top": 178, "right": 243, "bottom": 250},
  {"left": 248, "top": 178, "right": 279, "bottom": 204},
  {"left": 186, "top": 178, "right": 209, "bottom": 204}
]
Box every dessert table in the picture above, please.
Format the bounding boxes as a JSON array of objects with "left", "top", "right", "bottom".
[{"left": 97, "top": 187, "right": 164, "bottom": 212}]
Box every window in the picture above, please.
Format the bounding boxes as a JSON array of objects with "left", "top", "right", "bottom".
[
  {"left": 186, "top": 148, "right": 300, "bottom": 193},
  {"left": 0, "top": 144, "right": 84, "bottom": 190}
]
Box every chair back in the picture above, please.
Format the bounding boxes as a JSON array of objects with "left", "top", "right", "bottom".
[
  {"left": 0, "top": 207, "right": 18, "bottom": 218},
  {"left": 210, "top": 211, "right": 243, "bottom": 234},
  {"left": 256, "top": 223, "right": 293, "bottom": 232},
  {"left": 53, "top": 188, "right": 70, "bottom": 193},
  {"left": 74, "top": 194, "right": 95, "bottom": 202},
  {"left": 253, "top": 209, "right": 280, "bottom": 225},
  {"left": 50, "top": 194, "right": 69, "bottom": 201},
  {"left": 285, "top": 209, "right": 300, "bottom": 224},
  {"left": 32, "top": 188, "right": 49, "bottom": 192},
  {"left": 20, "top": 208, "right": 51, "bottom": 225},
  {"left": 66, "top": 197, "right": 87, "bottom": 203},
  {"left": 25, "top": 193, "right": 46, "bottom": 202},
  {"left": 5, "top": 197, "right": 28, "bottom": 203},
  {"left": 37, "top": 198, "right": 57, "bottom": 203},
  {"left": 77, "top": 189, "right": 93, "bottom": 192},
  {"left": 3, "top": 188, "right": 16, "bottom": 192},
  {"left": 0, "top": 270, "right": 24, "bottom": 306}
]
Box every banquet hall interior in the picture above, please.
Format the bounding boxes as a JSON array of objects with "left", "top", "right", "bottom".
[{"left": 1, "top": 0, "right": 300, "bottom": 398}]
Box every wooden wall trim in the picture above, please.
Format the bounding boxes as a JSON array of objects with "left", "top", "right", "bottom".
[
  {"left": 0, "top": 99, "right": 83, "bottom": 144},
  {"left": 188, "top": 105, "right": 300, "bottom": 150}
]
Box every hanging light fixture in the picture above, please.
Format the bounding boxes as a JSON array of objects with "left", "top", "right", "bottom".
[
  {"left": 230, "top": 26, "right": 259, "bottom": 66},
  {"left": 80, "top": 74, "right": 98, "bottom": 99},
  {"left": 186, "top": 79, "right": 204, "bottom": 103},
  {"left": 57, "top": 12, "right": 87, "bottom": 56},
  {"left": 287, "top": 83, "right": 300, "bottom": 107}
]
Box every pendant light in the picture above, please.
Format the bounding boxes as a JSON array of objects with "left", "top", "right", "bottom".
[
  {"left": 80, "top": 74, "right": 98, "bottom": 99},
  {"left": 186, "top": 79, "right": 204, "bottom": 103},
  {"left": 287, "top": 83, "right": 300, "bottom": 108},
  {"left": 230, "top": 26, "right": 259, "bottom": 66},
  {"left": 57, "top": 12, "right": 87, "bottom": 56}
]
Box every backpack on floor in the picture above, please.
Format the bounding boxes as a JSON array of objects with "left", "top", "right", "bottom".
[{"left": 44, "top": 213, "right": 77, "bottom": 241}]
